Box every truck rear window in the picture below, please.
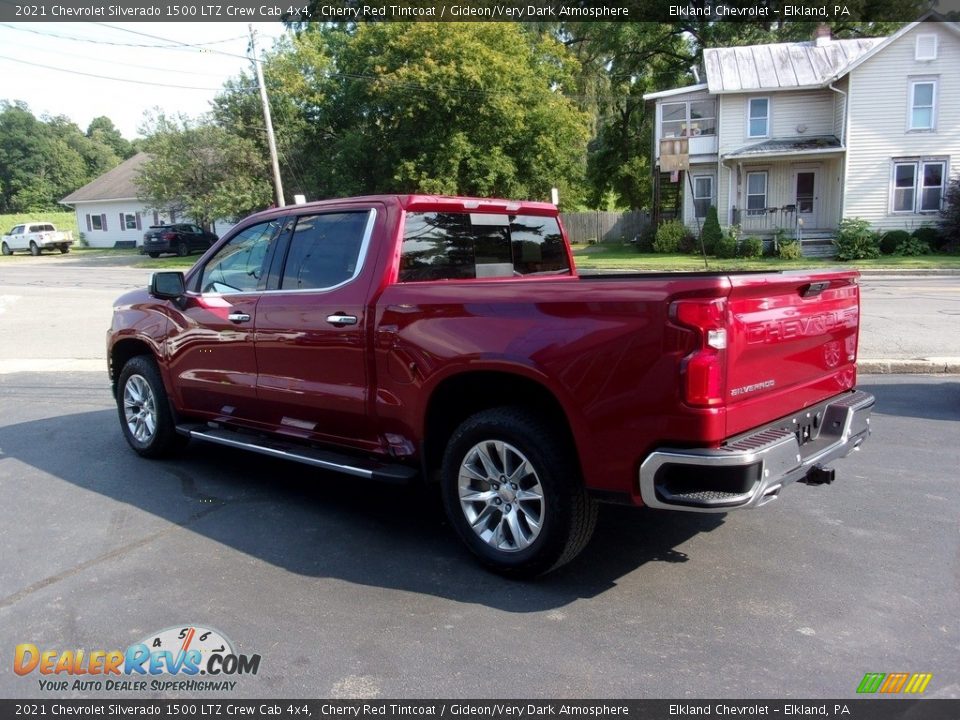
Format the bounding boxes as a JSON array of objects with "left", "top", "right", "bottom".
[{"left": 399, "top": 212, "right": 570, "bottom": 282}]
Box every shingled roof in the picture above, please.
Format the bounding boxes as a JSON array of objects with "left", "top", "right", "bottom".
[{"left": 60, "top": 152, "right": 150, "bottom": 204}]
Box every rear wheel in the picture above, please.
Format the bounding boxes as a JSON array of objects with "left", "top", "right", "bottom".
[
  {"left": 29, "top": 241, "right": 40, "bottom": 256},
  {"left": 1, "top": 242, "right": 11, "bottom": 256},
  {"left": 148, "top": 252, "right": 160, "bottom": 258},
  {"left": 59, "top": 245, "right": 70, "bottom": 254},
  {"left": 116, "top": 355, "right": 186, "bottom": 458},
  {"left": 176, "top": 241, "right": 189, "bottom": 257},
  {"left": 441, "top": 407, "right": 597, "bottom": 577}
]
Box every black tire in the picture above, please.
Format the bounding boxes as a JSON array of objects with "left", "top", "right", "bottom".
[
  {"left": 29, "top": 241, "right": 40, "bottom": 256},
  {"left": 176, "top": 241, "right": 189, "bottom": 257},
  {"left": 59, "top": 245, "right": 70, "bottom": 254},
  {"left": 148, "top": 252, "right": 160, "bottom": 258},
  {"left": 116, "top": 355, "right": 186, "bottom": 458},
  {"left": 440, "top": 407, "right": 597, "bottom": 577},
  {"left": 1, "top": 242, "right": 11, "bottom": 256}
]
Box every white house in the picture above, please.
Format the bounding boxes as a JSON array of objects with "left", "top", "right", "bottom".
[
  {"left": 644, "top": 15, "right": 960, "bottom": 251},
  {"left": 59, "top": 153, "right": 181, "bottom": 249}
]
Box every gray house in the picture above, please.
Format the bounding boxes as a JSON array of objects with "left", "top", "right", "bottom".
[{"left": 645, "top": 16, "right": 960, "bottom": 249}]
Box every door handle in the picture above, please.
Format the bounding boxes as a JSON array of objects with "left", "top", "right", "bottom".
[
  {"left": 326, "top": 314, "right": 358, "bottom": 326},
  {"left": 227, "top": 312, "right": 251, "bottom": 323}
]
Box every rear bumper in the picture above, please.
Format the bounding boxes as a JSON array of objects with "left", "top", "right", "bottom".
[
  {"left": 638, "top": 389, "right": 874, "bottom": 512},
  {"left": 39, "top": 239, "right": 72, "bottom": 248},
  {"left": 140, "top": 241, "right": 172, "bottom": 254}
]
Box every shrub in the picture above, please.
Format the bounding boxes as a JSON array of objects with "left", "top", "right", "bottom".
[
  {"left": 779, "top": 240, "right": 803, "bottom": 260},
  {"left": 880, "top": 230, "right": 909, "bottom": 255},
  {"left": 834, "top": 218, "right": 880, "bottom": 261},
  {"left": 714, "top": 233, "right": 738, "bottom": 258},
  {"left": 653, "top": 220, "right": 686, "bottom": 253},
  {"left": 701, "top": 206, "right": 723, "bottom": 255},
  {"left": 912, "top": 225, "right": 945, "bottom": 251},
  {"left": 634, "top": 224, "right": 656, "bottom": 253},
  {"left": 739, "top": 236, "right": 763, "bottom": 259},
  {"left": 895, "top": 235, "right": 931, "bottom": 256},
  {"left": 767, "top": 228, "right": 790, "bottom": 257},
  {"left": 940, "top": 177, "right": 960, "bottom": 251}
]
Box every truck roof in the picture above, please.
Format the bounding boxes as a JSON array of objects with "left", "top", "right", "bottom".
[{"left": 242, "top": 195, "right": 559, "bottom": 225}]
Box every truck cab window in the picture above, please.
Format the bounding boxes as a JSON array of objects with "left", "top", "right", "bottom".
[
  {"left": 279, "top": 212, "right": 370, "bottom": 290},
  {"left": 400, "top": 212, "right": 570, "bottom": 281},
  {"left": 199, "top": 220, "right": 280, "bottom": 294}
]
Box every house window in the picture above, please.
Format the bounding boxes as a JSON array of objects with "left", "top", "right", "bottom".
[
  {"left": 746, "top": 172, "right": 768, "bottom": 213},
  {"left": 748, "top": 98, "right": 769, "bottom": 138},
  {"left": 891, "top": 160, "right": 946, "bottom": 213},
  {"left": 909, "top": 80, "right": 936, "bottom": 130},
  {"left": 693, "top": 176, "right": 714, "bottom": 218},
  {"left": 124, "top": 214, "right": 137, "bottom": 230},
  {"left": 661, "top": 99, "right": 716, "bottom": 138},
  {"left": 91, "top": 215, "right": 103, "bottom": 231},
  {"left": 915, "top": 34, "right": 937, "bottom": 61}
]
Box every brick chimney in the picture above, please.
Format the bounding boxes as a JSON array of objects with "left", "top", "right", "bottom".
[{"left": 814, "top": 24, "right": 832, "bottom": 47}]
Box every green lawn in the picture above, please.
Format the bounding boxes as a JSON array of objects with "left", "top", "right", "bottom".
[
  {"left": 134, "top": 254, "right": 201, "bottom": 269},
  {"left": 571, "top": 244, "right": 960, "bottom": 272}
]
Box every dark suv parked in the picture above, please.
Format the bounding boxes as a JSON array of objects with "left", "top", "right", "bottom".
[{"left": 141, "top": 224, "right": 218, "bottom": 258}]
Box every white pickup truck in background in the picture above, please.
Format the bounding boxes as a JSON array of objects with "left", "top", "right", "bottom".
[{"left": 2, "top": 222, "right": 74, "bottom": 256}]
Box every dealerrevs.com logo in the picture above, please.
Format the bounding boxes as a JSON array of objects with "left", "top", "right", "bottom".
[{"left": 14, "top": 625, "right": 261, "bottom": 692}]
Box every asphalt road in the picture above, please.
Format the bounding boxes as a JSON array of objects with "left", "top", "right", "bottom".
[{"left": 0, "top": 256, "right": 958, "bottom": 700}]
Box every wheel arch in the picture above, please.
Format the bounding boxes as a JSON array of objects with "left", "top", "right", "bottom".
[
  {"left": 421, "top": 369, "right": 584, "bottom": 485},
  {"left": 110, "top": 337, "right": 159, "bottom": 396}
]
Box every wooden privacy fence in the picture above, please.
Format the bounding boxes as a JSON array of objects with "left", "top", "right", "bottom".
[{"left": 560, "top": 210, "right": 651, "bottom": 244}]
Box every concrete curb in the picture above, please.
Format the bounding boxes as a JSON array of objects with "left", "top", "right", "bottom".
[{"left": 858, "top": 358, "right": 960, "bottom": 374}]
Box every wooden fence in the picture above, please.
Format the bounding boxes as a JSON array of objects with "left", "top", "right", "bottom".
[{"left": 560, "top": 210, "right": 651, "bottom": 244}]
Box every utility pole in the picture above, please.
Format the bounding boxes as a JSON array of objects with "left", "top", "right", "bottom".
[{"left": 249, "top": 24, "right": 284, "bottom": 207}]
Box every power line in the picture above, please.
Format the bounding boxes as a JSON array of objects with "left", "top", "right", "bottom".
[
  {"left": 0, "top": 53, "right": 258, "bottom": 92},
  {"left": 0, "top": 22, "right": 239, "bottom": 50},
  {"left": 94, "top": 22, "right": 269, "bottom": 62}
]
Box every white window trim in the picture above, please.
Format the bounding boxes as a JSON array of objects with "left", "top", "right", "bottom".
[
  {"left": 692, "top": 174, "right": 715, "bottom": 219},
  {"left": 747, "top": 97, "right": 770, "bottom": 139},
  {"left": 123, "top": 213, "right": 137, "bottom": 230},
  {"left": 915, "top": 34, "right": 938, "bottom": 61},
  {"left": 745, "top": 170, "right": 769, "bottom": 213},
  {"left": 91, "top": 215, "right": 103, "bottom": 231},
  {"left": 659, "top": 98, "right": 717, "bottom": 140},
  {"left": 889, "top": 158, "right": 948, "bottom": 214},
  {"left": 907, "top": 78, "right": 937, "bottom": 132}
]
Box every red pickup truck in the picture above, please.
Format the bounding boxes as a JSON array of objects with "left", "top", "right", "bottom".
[{"left": 108, "top": 195, "right": 873, "bottom": 576}]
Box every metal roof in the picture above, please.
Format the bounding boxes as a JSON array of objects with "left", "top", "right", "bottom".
[
  {"left": 725, "top": 135, "right": 844, "bottom": 160},
  {"left": 60, "top": 152, "right": 150, "bottom": 204},
  {"left": 703, "top": 38, "right": 885, "bottom": 93}
]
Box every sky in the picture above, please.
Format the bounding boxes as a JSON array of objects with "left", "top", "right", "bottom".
[{"left": 0, "top": 21, "right": 291, "bottom": 139}]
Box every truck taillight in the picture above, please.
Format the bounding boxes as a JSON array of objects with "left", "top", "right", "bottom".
[{"left": 671, "top": 299, "right": 727, "bottom": 407}]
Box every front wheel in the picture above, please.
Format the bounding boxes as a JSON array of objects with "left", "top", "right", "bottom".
[
  {"left": 116, "top": 355, "right": 186, "bottom": 458},
  {"left": 29, "top": 241, "right": 40, "bottom": 256},
  {"left": 441, "top": 407, "right": 597, "bottom": 577},
  {"left": 1, "top": 242, "right": 11, "bottom": 256}
]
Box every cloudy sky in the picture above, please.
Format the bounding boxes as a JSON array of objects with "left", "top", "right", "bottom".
[{"left": 0, "top": 21, "right": 290, "bottom": 139}]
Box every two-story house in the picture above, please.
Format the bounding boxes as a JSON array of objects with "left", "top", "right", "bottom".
[{"left": 644, "top": 15, "right": 959, "bottom": 252}]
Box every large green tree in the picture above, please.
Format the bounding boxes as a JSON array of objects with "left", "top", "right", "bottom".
[
  {"left": 0, "top": 101, "right": 128, "bottom": 213},
  {"left": 215, "top": 22, "right": 591, "bottom": 208},
  {"left": 136, "top": 113, "right": 272, "bottom": 229}
]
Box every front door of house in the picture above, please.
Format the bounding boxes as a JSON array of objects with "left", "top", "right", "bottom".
[{"left": 794, "top": 169, "right": 818, "bottom": 228}]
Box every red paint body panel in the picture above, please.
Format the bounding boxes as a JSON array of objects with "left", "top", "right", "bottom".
[{"left": 108, "top": 195, "right": 866, "bottom": 503}]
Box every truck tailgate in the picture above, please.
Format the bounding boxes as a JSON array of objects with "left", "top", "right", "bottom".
[{"left": 724, "top": 270, "right": 860, "bottom": 437}]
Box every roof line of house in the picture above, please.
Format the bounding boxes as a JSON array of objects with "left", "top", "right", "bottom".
[
  {"left": 60, "top": 198, "right": 138, "bottom": 206},
  {"left": 642, "top": 83, "right": 708, "bottom": 101}
]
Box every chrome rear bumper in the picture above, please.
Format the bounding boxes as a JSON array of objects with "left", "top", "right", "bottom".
[{"left": 638, "top": 389, "right": 874, "bottom": 512}]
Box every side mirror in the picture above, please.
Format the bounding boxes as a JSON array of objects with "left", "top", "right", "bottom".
[{"left": 150, "top": 271, "right": 185, "bottom": 299}]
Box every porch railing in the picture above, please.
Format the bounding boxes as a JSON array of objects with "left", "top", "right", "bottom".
[{"left": 732, "top": 205, "right": 797, "bottom": 235}]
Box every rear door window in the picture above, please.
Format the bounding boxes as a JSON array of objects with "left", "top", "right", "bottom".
[
  {"left": 399, "top": 212, "right": 570, "bottom": 281},
  {"left": 278, "top": 211, "right": 371, "bottom": 291}
]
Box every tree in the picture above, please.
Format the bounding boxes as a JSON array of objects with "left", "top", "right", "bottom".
[
  {"left": 215, "top": 23, "right": 591, "bottom": 207},
  {"left": 0, "top": 101, "right": 128, "bottom": 213},
  {"left": 87, "top": 116, "right": 135, "bottom": 159},
  {"left": 136, "top": 113, "right": 272, "bottom": 229}
]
